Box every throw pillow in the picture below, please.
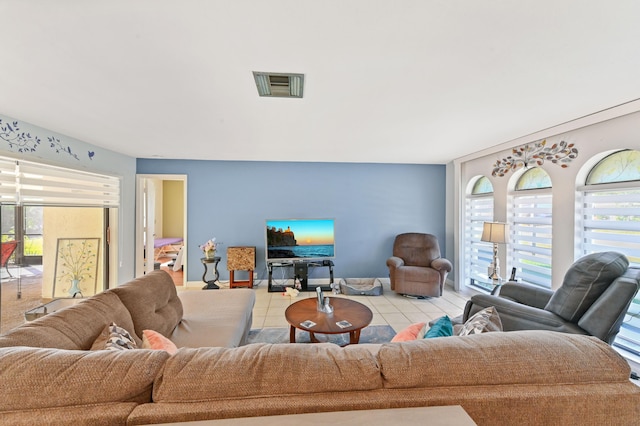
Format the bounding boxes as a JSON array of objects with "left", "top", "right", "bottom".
[
  {"left": 457, "top": 306, "right": 503, "bottom": 336},
  {"left": 142, "top": 329, "right": 178, "bottom": 355},
  {"left": 390, "top": 322, "right": 426, "bottom": 342},
  {"left": 424, "top": 315, "right": 453, "bottom": 339},
  {"left": 91, "top": 322, "right": 137, "bottom": 350}
]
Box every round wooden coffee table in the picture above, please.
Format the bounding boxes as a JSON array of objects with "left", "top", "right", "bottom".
[{"left": 285, "top": 297, "right": 373, "bottom": 345}]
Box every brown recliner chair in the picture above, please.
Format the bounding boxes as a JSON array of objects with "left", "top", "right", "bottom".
[{"left": 386, "top": 233, "right": 452, "bottom": 298}]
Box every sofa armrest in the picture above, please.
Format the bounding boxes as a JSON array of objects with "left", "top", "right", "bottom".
[
  {"left": 386, "top": 256, "right": 404, "bottom": 270},
  {"left": 172, "top": 288, "right": 255, "bottom": 348},
  {"left": 431, "top": 257, "right": 452, "bottom": 273},
  {"left": 464, "top": 294, "right": 587, "bottom": 335},
  {"left": 498, "top": 282, "right": 554, "bottom": 309}
]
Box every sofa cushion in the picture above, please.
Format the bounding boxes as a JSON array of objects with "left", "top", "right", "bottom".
[
  {"left": 170, "top": 288, "right": 255, "bottom": 348},
  {"left": 110, "top": 270, "right": 183, "bottom": 340},
  {"left": 378, "top": 330, "right": 630, "bottom": 389},
  {"left": 1, "top": 403, "right": 140, "bottom": 425},
  {"left": 152, "top": 343, "right": 382, "bottom": 402},
  {"left": 0, "top": 291, "right": 140, "bottom": 349},
  {"left": 457, "top": 306, "right": 502, "bottom": 336},
  {"left": 0, "top": 346, "right": 169, "bottom": 411},
  {"left": 545, "top": 252, "right": 629, "bottom": 322}
]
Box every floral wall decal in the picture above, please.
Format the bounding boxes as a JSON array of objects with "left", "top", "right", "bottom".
[
  {"left": 0, "top": 118, "right": 41, "bottom": 152},
  {"left": 49, "top": 136, "right": 79, "bottom": 160},
  {"left": 492, "top": 140, "right": 578, "bottom": 177},
  {"left": 0, "top": 117, "right": 101, "bottom": 161}
]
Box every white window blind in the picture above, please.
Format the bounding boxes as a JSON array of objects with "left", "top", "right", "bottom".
[
  {"left": 581, "top": 189, "right": 640, "bottom": 261},
  {"left": 510, "top": 191, "right": 553, "bottom": 288},
  {"left": 0, "top": 156, "right": 119, "bottom": 207},
  {"left": 465, "top": 195, "right": 494, "bottom": 290},
  {"left": 0, "top": 158, "right": 18, "bottom": 203},
  {"left": 580, "top": 186, "right": 640, "bottom": 360}
]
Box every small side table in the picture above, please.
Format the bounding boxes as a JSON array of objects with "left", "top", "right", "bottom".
[
  {"left": 201, "top": 256, "right": 221, "bottom": 290},
  {"left": 227, "top": 246, "right": 256, "bottom": 289},
  {"left": 25, "top": 298, "right": 83, "bottom": 321}
]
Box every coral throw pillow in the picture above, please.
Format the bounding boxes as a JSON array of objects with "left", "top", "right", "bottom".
[
  {"left": 142, "top": 329, "right": 178, "bottom": 355},
  {"left": 391, "top": 322, "right": 426, "bottom": 342}
]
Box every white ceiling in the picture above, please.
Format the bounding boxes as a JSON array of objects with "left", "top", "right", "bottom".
[{"left": 2, "top": 1, "right": 640, "bottom": 164}]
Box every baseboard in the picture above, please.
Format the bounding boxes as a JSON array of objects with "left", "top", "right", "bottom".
[{"left": 186, "top": 277, "right": 391, "bottom": 289}]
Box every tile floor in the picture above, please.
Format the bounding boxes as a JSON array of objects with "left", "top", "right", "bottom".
[{"left": 248, "top": 280, "right": 477, "bottom": 333}]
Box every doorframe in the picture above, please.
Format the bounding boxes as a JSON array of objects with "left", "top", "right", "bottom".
[{"left": 135, "top": 174, "right": 188, "bottom": 283}]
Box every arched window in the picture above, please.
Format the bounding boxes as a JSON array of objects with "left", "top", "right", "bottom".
[
  {"left": 586, "top": 149, "right": 640, "bottom": 185},
  {"left": 510, "top": 167, "right": 553, "bottom": 288},
  {"left": 472, "top": 176, "right": 493, "bottom": 194},
  {"left": 514, "top": 167, "right": 552, "bottom": 190},
  {"left": 465, "top": 176, "right": 494, "bottom": 292},
  {"left": 580, "top": 149, "right": 640, "bottom": 360}
]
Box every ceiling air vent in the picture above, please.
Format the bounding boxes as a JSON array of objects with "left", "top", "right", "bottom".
[{"left": 253, "top": 72, "right": 304, "bottom": 98}]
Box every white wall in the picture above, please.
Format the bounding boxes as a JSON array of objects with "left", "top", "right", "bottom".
[
  {"left": 0, "top": 114, "right": 137, "bottom": 283},
  {"left": 451, "top": 108, "right": 640, "bottom": 290}
]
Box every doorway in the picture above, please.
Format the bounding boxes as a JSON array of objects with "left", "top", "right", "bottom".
[{"left": 135, "top": 174, "right": 187, "bottom": 285}]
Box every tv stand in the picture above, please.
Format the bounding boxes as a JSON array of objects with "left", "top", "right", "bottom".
[{"left": 267, "top": 260, "right": 334, "bottom": 293}]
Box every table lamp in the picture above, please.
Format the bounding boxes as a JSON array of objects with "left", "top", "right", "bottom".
[{"left": 481, "top": 222, "right": 509, "bottom": 281}]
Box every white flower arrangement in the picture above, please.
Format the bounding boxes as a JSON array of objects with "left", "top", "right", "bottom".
[{"left": 199, "top": 237, "right": 217, "bottom": 253}]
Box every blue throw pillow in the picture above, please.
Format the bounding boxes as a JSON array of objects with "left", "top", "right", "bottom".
[{"left": 424, "top": 315, "right": 453, "bottom": 338}]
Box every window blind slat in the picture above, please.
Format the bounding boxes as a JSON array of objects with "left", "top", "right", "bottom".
[
  {"left": 0, "top": 158, "right": 17, "bottom": 203},
  {"left": 0, "top": 156, "right": 120, "bottom": 207},
  {"left": 583, "top": 219, "right": 640, "bottom": 232}
]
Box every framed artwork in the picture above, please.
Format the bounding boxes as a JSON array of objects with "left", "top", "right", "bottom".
[{"left": 53, "top": 238, "right": 100, "bottom": 298}]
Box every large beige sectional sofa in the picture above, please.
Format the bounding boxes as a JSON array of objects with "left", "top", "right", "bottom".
[{"left": 1, "top": 270, "right": 639, "bottom": 425}]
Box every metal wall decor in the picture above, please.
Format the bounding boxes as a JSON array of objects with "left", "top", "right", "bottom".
[{"left": 492, "top": 140, "right": 578, "bottom": 177}]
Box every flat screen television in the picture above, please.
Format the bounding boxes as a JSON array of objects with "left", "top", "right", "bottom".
[{"left": 265, "top": 218, "right": 335, "bottom": 263}]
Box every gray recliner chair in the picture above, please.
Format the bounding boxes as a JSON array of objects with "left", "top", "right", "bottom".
[
  {"left": 386, "top": 233, "right": 452, "bottom": 298},
  {"left": 463, "top": 251, "right": 639, "bottom": 344}
]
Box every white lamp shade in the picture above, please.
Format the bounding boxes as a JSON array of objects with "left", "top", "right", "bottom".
[{"left": 481, "top": 222, "right": 509, "bottom": 244}]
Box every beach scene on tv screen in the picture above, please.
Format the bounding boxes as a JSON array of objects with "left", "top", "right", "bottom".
[{"left": 266, "top": 219, "right": 335, "bottom": 259}]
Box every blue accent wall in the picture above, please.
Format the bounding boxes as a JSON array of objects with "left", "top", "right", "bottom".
[{"left": 138, "top": 159, "right": 447, "bottom": 283}]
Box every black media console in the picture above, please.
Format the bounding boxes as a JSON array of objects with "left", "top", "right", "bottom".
[{"left": 267, "top": 260, "right": 334, "bottom": 293}]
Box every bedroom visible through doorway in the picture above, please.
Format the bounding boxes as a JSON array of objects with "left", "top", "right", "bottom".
[{"left": 136, "top": 175, "right": 187, "bottom": 286}]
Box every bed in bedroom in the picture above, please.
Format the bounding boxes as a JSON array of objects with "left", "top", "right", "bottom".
[{"left": 154, "top": 237, "right": 183, "bottom": 260}]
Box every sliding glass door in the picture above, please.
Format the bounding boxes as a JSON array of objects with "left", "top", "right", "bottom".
[{"left": 1, "top": 205, "right": 43, "bottom": 266}]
